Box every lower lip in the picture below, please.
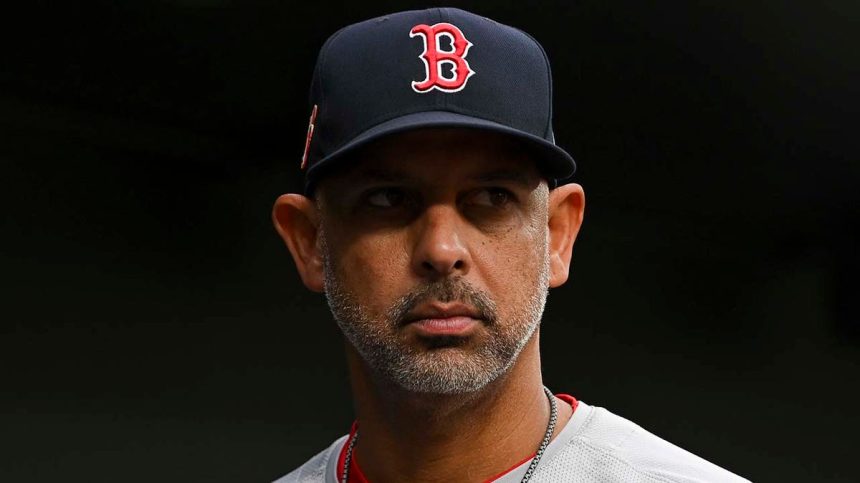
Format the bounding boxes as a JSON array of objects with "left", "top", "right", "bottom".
[{"left": 410, "top": 316, "right": 480, "bottom": 336}]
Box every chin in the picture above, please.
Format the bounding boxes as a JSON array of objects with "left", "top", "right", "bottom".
[{"left": 383, "top": 349, "right": 511, "bottom": 395}]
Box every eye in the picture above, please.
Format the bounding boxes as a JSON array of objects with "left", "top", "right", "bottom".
[
  {"left": 365, "top": 187, "right": 407, "bottom": 208},
  {"left": 470, "top": 188, "right": 515, "bottom": 208}
]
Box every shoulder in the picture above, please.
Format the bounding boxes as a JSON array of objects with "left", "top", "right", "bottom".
[
  {"left": 272, "top": 435, "right": 348, "bottom": 483},
  {"left": 535, "top": 402, "right": 749, "bottom": 483}
]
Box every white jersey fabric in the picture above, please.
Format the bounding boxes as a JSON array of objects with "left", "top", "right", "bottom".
[{"left": 274, "top": 401, "right": 749, "bottom": 483}]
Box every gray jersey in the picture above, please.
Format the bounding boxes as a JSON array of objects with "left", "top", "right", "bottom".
[{"left": 274, "top": 401, "right": 749, "bottom": 483}]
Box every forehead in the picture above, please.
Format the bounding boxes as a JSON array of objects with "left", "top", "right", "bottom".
[{"left": 321, "top": 128, "right": 540, "bottom": 187}]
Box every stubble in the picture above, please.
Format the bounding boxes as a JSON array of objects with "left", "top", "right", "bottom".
[{"left": 320, "top": 230, "right": 551, "bottom": 395}]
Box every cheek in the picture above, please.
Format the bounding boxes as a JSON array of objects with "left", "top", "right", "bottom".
[
  {"left": 472, "top": 214, "right": 548, "bottom": 309},
  {"left": 328, "top": 229, "right": 412, "bottom": 313}
]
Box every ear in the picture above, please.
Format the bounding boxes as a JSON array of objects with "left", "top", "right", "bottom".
[
  {"left": 546, "top": 183, "right": 585, "bottom": 288},
  {"left": 272, "top": 193, "right": 325, "bottom": 292}
]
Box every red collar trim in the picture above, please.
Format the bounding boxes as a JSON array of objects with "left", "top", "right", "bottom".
[
  {"left": 556, "top": 393, "right": 579, "bottom": 412},
  {"left": 336, "top": 394, "right": 578, "bottom": 483},
  {"left": 481, "top": 394, "right": 578, "bottom": 482},
  {"left": 336, "top": 421, "right": 368, "bottom": 483}
]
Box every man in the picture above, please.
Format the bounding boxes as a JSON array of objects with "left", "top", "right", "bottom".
[{"left": 272, "top": 7, "right": 748, "bottom": 483}]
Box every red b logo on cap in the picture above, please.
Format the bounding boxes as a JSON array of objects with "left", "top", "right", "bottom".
[{"left": 410, "top": 23, "right": 475, "bottom": 93}]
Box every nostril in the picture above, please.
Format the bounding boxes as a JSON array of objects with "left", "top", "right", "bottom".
[{"left": 421, "top": 259, "right": 465, "bottom": 273}]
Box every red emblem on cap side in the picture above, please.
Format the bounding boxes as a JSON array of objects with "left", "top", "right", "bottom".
[
  {"left": 301, "top": 104, "right": 318, "bottom": 170},
  {"left": 410, "top": 23, "right": 475, "bottom": 93}
]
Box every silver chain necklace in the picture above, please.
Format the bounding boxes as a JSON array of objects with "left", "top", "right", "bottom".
[{"left": 341, "top": 386, "right": 558, "bottom": 483}]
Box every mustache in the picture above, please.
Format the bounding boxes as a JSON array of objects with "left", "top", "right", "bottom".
[{"left": 389, "top": 278, "right": 498, "bottom": 326}]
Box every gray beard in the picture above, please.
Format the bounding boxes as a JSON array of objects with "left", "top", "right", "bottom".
[{"left": 320, "top": 232, "right": 551, "bottom": 395}]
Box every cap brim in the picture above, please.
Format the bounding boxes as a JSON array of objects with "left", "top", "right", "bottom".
[{"left": 305, "top": 110, "right": 576, "bottom": 193}]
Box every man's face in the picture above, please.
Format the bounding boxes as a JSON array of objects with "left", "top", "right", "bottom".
[{"left": 316, "top": 129, "right": 551, "bottom": 394}]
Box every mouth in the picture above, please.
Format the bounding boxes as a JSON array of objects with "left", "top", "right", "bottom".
[{"left": 402, "top": 302, "right": 483, "bottom": 337}]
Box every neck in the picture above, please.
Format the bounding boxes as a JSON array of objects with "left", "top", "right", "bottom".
[{"left": 344, "top": 331, "right": 572, "bottom": 483}]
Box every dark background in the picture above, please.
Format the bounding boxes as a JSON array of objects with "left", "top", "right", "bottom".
[{"left": 1, "top": 1, "right": 858, "bottom": 481}]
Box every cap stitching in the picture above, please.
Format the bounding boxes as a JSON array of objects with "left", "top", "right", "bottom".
[
  {"left": 314, "top": 26, "right": 350, "bottom": 121},
  {"left": 437, "top": 7, "right": 447, "bottom": 112},
  {"left": 518, "top": 28, "right": 554, "bottom": 141},
  {"left": 335, "top": 100, "right": 537, "bottom": 147}
]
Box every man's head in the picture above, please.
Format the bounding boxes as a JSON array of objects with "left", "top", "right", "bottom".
[{"left": 273, "top": 8, "right": 584, "bottom": 395}]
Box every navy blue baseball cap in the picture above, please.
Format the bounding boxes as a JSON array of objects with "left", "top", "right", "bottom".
[{"left": 300, "top": 7, "right": 576, "bottom": 193}]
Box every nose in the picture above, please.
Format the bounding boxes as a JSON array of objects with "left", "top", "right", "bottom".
[{"left": 411, "top": 204, "right": 471, "bottom": 279}]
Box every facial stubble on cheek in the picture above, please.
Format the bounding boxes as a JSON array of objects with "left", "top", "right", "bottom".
[{"left": 318, "top": 225, "right": 551, "bottom": 395}]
